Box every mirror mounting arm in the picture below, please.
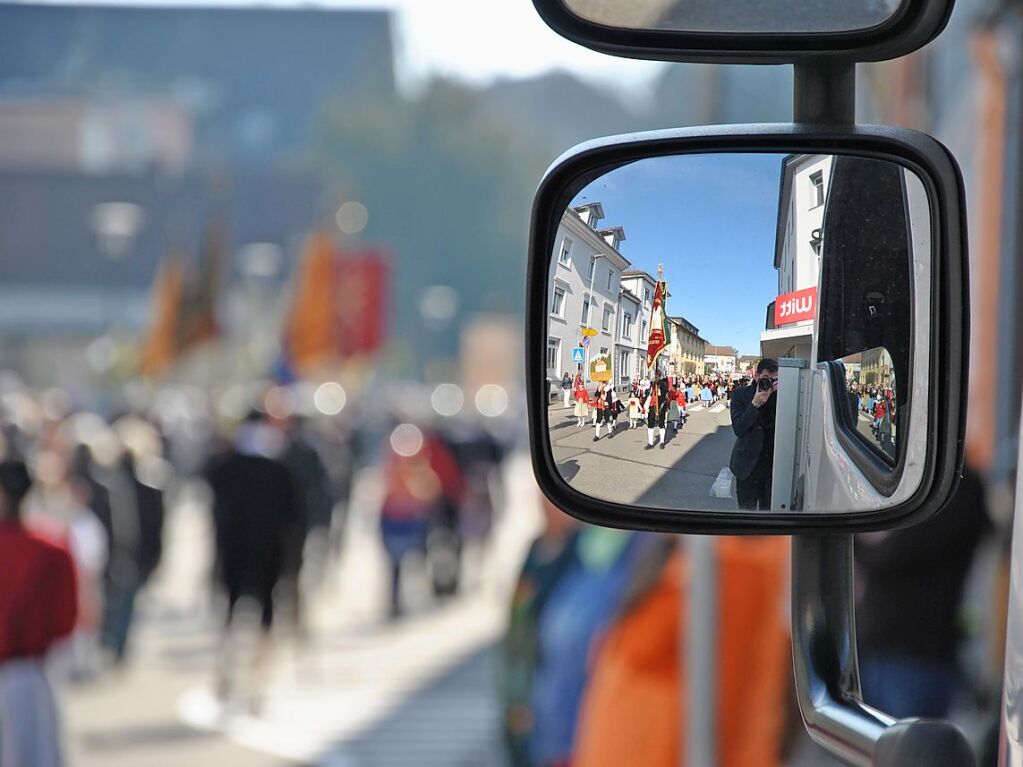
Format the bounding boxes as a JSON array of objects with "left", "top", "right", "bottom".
[
  {"left": 792, "top": 535, "right": 977, "bottom": 766},
  {"left": 794, "top": 60, "right": 856, "bottom": 125},
  {"left": 792, "top": 534, "right": 894, "bottom": 765}
]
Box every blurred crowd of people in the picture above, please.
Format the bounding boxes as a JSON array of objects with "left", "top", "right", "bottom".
[{"left": 0, "top": 374, "right": 512, "bottom": 765}]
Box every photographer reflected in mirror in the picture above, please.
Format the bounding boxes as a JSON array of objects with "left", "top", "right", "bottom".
[{"left": 728, "top": 359, "right": 779, "bottom": 510}]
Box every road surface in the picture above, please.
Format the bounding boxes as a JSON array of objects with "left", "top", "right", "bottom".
[{"left": 549, "top": 399, "right": 739, "bottom": 510}]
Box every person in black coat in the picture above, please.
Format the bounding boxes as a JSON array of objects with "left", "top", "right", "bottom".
[
  {"left": 728, "top": 358, "right": 779, "bottom": 510},
  {"left": 205, "top": 414, "right": 301, "bottom": 631}
]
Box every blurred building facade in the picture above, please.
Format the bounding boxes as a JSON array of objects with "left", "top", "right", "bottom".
[
  {"left": 0, "top": 5, "right": 394, "bottom": 169},
  {"left": 0, "top": 5, "right": 395, "bottom": 390}
]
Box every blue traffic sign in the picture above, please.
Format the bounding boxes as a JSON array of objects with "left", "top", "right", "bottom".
[{"left": 572, "top": 347, "right": 586, "bottom": 363}]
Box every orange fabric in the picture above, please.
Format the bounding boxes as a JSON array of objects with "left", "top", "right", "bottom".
[
  {"left": 140, "top": 255, "right": 184, "bottom": 376},
  {"left": 573, "top": 538, "right": 790, "bottom": 767},
  {"left": 285, "top": 231, "right": 338, "bottom": 371},
  {"left": 966, "top": 32, "right": 1006, "bottom": 472}
]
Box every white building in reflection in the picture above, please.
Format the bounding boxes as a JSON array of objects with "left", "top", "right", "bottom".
[
  {"left": 761, "top": 153, "right": 833, "bottom": 361},
  {"left": 546, "top": 202, "right": 631, "bottom": 385}
]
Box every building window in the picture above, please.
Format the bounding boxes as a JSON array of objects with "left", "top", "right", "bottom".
[
  {"left": 551, "top": 285, "right": 566, "bottom": 317},
  {"left": 607, "top": 270, "right": 615, "bottom": 291},
  {"left": 642, "top": 320, "right": 648, "bottom": 339},
  {"left": 547, "top": 337, "right": 560, "bottom": 371},
  {"left": 581, "top": 295, "right": 591, "bottom": 326},
  {"left": 644, "top": 288, "right": 651, "bottom": 306},
  {"left": 602, "top": 305, "right": 613, "bottom": 332},
  {"left": 587, "top": 256, "right": 596, "bottom": 281},
  {"left": 622, "top": 312, "right": 632, "bottom": 339},
  {"left": 810, "top": 170, "right": 825, "bottom": 208},
  {"left": 558, "top": 237, "right": 573, "bottom": 266}
]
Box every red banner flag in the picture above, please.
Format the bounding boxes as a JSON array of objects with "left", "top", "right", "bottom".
[
  {"left": 336, "top": 251, "right": 388, "bottom": 358},
  {"left": 646, "top": 280, "right": 667, "bottom": 369},
  {"left": 774, "top": 286, "right": 817, "bottom": 326}
]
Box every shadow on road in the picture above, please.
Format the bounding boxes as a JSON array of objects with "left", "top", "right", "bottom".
[
  {"left": 634, "top": 419, "right": 737, "bottom": 511},
  {"left": 559, "top": 459, "right": 581, "bottom": 483}
]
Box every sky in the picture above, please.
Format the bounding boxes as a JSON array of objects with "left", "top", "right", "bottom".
[
  {"left": 35, "top": 0, "right": 668, "bottom": 104},
  {"left": 571, "top": 153, "right": 785, "bottom": 355}
]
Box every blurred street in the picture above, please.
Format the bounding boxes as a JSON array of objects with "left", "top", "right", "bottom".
[{"left": 61, "top": 452, "right": 542, "bottom": 767}]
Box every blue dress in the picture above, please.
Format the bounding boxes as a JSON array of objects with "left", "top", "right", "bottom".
[{"left": 529, "top": 532, "right": 649, "bottom": 766}]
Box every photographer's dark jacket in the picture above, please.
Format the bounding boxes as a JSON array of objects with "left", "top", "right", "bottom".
[{"left": 728, "top": 384, "right": 776, "bottom": 480}]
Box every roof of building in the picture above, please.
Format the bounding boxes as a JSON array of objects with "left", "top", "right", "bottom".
[
  {"left": 667, "top": 315, "right": 701, "bottom": 336},
  {"left": 620, "top": 287, "right": 640, "bottom": 302},
  {"left": 621, "top": 269, "right": 657, "bottom": 283},
  {"left": 705, "top": 344, "right": 738, "bottom": 356}
]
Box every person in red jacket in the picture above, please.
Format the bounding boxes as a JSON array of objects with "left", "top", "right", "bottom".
[{"left": 0, "top": 459, "right": 78, "bottom": 767}]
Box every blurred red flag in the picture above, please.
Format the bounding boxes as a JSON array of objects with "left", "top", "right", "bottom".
[
  {"left": 336, "top": 251, "right": 388, "bottom": 358},
  {"left": 283, "top": 236, "right": 389, "bottom": 375}
]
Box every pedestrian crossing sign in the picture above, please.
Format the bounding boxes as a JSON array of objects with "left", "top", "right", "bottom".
[{"left": 572, "top": 347, "right": 586, "bottom": 363}]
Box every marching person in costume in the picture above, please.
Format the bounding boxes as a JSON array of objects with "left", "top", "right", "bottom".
[
  {"left": 627, "top": 390, "right": 643, "bottom": 429},
  {"left": 593, "top": 383, "right": 619, "bottom": 441},
  {"left": 644, "top": 376, "right": 671, "bottom": 450},
  {"left": 667, "top": 384, "right": 683, "bottom": 433},
  {"left": 573, "top": 381, "right": 590, "bottom": 427}
]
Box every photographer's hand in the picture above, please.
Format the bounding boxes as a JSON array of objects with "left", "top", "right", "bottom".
[{"left": 752, "top": 380, "right": 778, "bottom": 408}]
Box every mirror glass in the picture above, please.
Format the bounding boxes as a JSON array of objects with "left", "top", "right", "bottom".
[
  {"left": 560, "top": 0, "right": 905, "bottom": 34},
  {"left": 543, "top": 152, "right": 930, "bottom": 513}
]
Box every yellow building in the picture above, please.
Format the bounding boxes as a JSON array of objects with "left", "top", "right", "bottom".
[{"left": 667, "top": 315, "right": 706, "bottom": 376}]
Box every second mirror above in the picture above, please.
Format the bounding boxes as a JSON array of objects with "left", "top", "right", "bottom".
[{"left": 559, "top": 0, "right": 905, "bottom": 34}]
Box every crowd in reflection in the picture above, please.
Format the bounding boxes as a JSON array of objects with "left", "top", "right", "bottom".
[
  {"left": 563, "top": 371, "right": 744, "bottom": 448},
  {"left": 846, "top": 381, "right": 898, "bottom": 457}
]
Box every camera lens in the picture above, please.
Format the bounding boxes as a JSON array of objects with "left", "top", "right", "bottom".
[{"left": 758, "top": 378, "right": 772, "bottom": 392}]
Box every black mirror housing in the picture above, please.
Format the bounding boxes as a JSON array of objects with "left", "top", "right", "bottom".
[{"left": 526, "top": 124, "right": 968, "bottom": 535}]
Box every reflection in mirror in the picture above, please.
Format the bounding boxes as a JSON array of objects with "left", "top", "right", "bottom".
[
  {"left": 561, "top": 0, "right": 904, "bottom": 34},
  {"left": 543, "top": 152, "right": 928, "bottom": 513},
  {"left": 837, "top": 348, "right": 898, "bottom": 462}
]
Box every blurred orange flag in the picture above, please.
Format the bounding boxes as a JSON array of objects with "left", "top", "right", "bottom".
[
  {"left": 284, "top": 230, "right": 338, "bottom": 372},
  {"left": 140, "top": 256, "right": 185, "bottom": 377}
]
